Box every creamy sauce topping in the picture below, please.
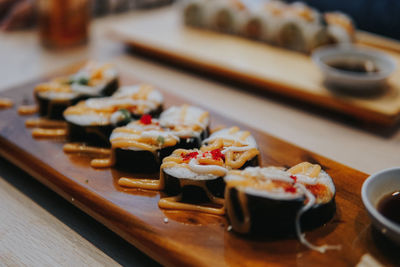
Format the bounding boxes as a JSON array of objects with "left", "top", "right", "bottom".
[
  {"left": 159, "top": 105, "right": 209, "bottom": 137},
  {"left": 225, "top": 162, "right": 335, "bottom": 204},
  {"left": 110, "top": 119, "right": 179, "bottom": 152},
  {"left": 35, "top": 62, "right": 117, "bottom": 100},
  {"left": 63, "top": 84, "right": 163, "bottom": 126},
  {"left": 18, "top": 105, "right": 38, "bottom": 115},
  {"left": 0, "top": 98, "right": 14, "bottom": 109},
  {"left": 201, "top": 126, "right": 259, "bottom": 169},
  {"left": 162, "top": 129, "right": 259, "bottom": 179}
]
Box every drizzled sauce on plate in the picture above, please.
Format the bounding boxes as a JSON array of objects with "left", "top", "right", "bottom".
[{"left": 377, "top": 190, "right": 400, "bottom": 225}]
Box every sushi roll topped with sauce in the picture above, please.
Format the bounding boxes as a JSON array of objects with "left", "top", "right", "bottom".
[
  {"left": 158, "top": 148, "right": 227, "bottom": 215},
  {"left": 34, "top": 62, "right": 118, "bottom": 120},
  {"left": 224, "top": 162, "right": 339, "bottom": 253},
  {"left": 201, "top": 126, "right": 260, "bottom": 169},
  {"left": 63, "top": 84, "right": 163, "bottom": 146},
  {"left": 109, "top": 84, "right": 164, "bottom": 119},
  {"left": 159, "top": 104, "right": 210, "bottom": 149},
  {"left": 158, "top": 126, "right": 260, "bottom": 213},
  {"left": 108, "top": 116, "right": 180, "bottom": 172}
]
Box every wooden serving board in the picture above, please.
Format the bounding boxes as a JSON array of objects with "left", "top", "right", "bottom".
[
  {"left": 0, "top": 66, "right": 398, "bottom": 266},
  {"left": 109, "top": 6, "right": 400, "bottom": 127}
]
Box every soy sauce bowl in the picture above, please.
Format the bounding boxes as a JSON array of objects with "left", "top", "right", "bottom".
[
  {"left": 312, "top": 45, "right": 397, "bottom": 90},
  {"left": 361, "top": 167, "right": 400, "bottom": 245}
]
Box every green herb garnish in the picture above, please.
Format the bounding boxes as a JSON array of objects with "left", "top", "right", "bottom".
[
  {"left": 77, "top": 77, "right": 89, "bottom": 85},
  {"left": 114, "top": 109, "right": 131, "bottom": 126},
  {"left": 67, "top": 76, "right": 89, "bottom": 85},
  {"left": 157, "top": 136, "right": 165, "bottom": 146}
]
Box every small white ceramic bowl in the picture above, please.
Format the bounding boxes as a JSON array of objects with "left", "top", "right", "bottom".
[
  {"left": 312, "top": 45, "right": 397, "bottom": 90},
  {"left": 361, "top": 167, "right": 400, "bottom": 245}
]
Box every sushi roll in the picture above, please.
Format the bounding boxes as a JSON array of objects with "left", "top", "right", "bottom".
[
  {"left": 157, "top": 126, "right": 260, "bottom": 214},
  {"left": 182, "top": 0, "right": 209, "bottom": 28},
  {"left": 302, "top": 23, "right": 330, "bottom": 53},
  {"left": 324, "top": 12, "right": 355, "bottom": 44},
  {"left": 109, "top": 116, "right": 180, "bottom": 173},
  {"left": 161, "top": 148, "right": 228, "bottom": 199},
  {"left": 63, "top": 84, "right": 163, "bottom": 147},
  {"left": 203, "top": 0, "right": 248, "bottom": 34},
  {"left": 201, "top": 126, "right": 260, "bottom": 169},
  {"left": 237, "top": 0, "right": 271, "bottom": 40},
  {"left": 34, "top": 62, "right": 118, "bottom": 120},
  {"left": 159, "top": 104, "right": 210, "bottom": 150},
  {"left": 224, "top": 162, "right": 338, "bottom": 252},
  {"left": 256, "top": 0, "right": 290, "bottom": 44},
  {"left": 274, "top": 2, "right": 321, "bottom": 52}
]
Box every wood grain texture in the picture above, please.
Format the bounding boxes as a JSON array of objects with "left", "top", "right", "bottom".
[
  {"left": 108, "top": 6, "right": 400, "bottom": 127},
  {"left": 0, "top": 66, "right": 399, "bottom": 267}
]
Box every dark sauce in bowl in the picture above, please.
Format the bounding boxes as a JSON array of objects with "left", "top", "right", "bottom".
[
  {"left": 377, "top": 191, "right": 400, "bottom": 225},
  {"left": 328, "top": 60, "right": 379, "bottom": 74}
]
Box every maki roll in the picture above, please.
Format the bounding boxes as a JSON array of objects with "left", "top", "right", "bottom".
[
  {"left": 159, "top": 104, "right": 210, "bottom": 150},
  {"left": 203, "top": 0, "right": 248, "bottom": 34},
  {"left": 157, "top": 126, "right": 260, "bottom": 214},
  {"left": 275, "top": 2, "right": 321, "bottom": 52},
  {"left": 108, "top": 116, "right": 180, "bottom": 173},
  {"left": 34, "top": 62, "right": 118, "bottom": 120},
  {"left": 158, "top": 148, "right": 229, "bottom": 215},
  {"left": 92, "top": 104, "right": 208, "bottom": 171},
  {"left": 63, "top": 84, "right": 163, "bottom": 147},
  {"left": 324, "top": 12, "right": 355, "bottom": 44},
  {"left": 182, "top": 0, "right": 209, "bottom": 28},
  {"left": 237, "top": 0, "right": 272, "bottom": 40},
  {"left": 224, "top": 162, "right": 339, "bottom": 253},
  {"left": 201, "top": 126, "right": 260, "bottom": 169}
]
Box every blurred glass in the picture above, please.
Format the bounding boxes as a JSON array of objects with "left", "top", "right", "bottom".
[{"left": 38, "top": 0, "right": 91, "bottom": 48}]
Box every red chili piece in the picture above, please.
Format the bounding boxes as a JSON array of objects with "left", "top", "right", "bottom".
[
  {"left": 181, "top": 151, "right": 199, "bottom": 161},
  {"left": 140, "top": 114, "right": 152, "bottom": 125},
  {"left": 290, "top": 175, "right": 297, "bottom": 183},
  {"left": 210, "top": 149, "right": 225, "bottom": 161},
  {"left": 285, "top": 186, "right": 297, "bottom": 193}
]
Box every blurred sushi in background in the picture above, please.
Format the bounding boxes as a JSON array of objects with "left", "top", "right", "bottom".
[
  {"left": 181, "top": 0, "right": 355, "bottom": 53},
  {"left": 324, "top": 11, "right": 355, "bottom": 44}
]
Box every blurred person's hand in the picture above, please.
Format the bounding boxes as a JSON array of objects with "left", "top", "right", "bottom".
[{"left": 0, "top": 0, "right": 35, "bottom": 31}]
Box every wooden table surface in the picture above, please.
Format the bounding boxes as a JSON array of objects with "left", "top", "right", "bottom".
[{"left": 0, "top": 8, "right": 399, "bottom": 266}]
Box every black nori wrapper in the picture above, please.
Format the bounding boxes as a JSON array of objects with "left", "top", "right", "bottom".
[
  {"left": 226, "top": 187, "right": 305, "bottom": 237},
  {"left": 162, "top": 169, "right": 226, "bottom": 198},
  {"left": 35, "top": 78, "right": 118, "bottom": 120},
  {"left": 67, "top": 122, "right": 115, "bottom": 147},
  {"left": 175, "top": 126, "right": 210, "bottom": 150},
  {"left": 114, "top": 145, "right": 177, "bottom": 173},
  {"left": 112, "top": 128, "right": 208, "bottom": 173},
  {"left": 225, "top": 187, "right": 336, "bottom": 237},
  {"left": 300, "top": 195, "right": 336, "bottom": 230},
  {"left": 162, "top": 155, "right": 259, "bottom": 198}
]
